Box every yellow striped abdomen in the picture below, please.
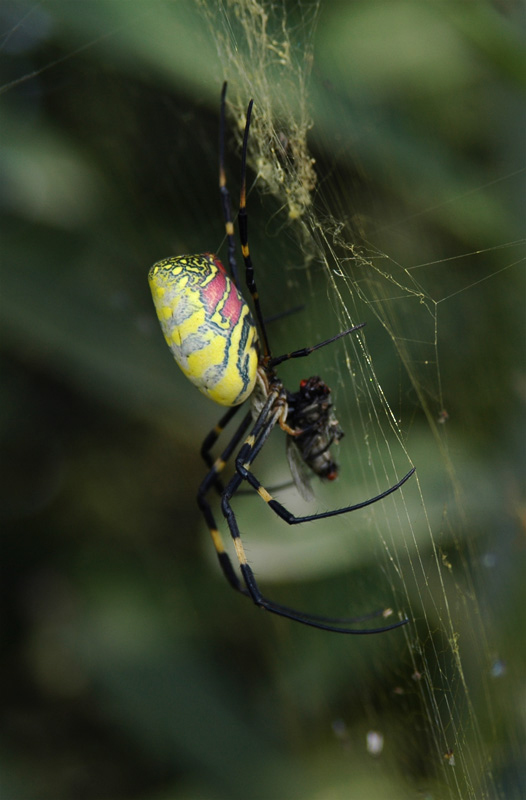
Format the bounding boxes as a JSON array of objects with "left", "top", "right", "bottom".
[{"left": 148, "top": 253, "right": 259, "bottom": 406}]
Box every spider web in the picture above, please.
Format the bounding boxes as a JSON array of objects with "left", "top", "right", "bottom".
[
  {"left": 1, "top": 1, "right": 524, "bottom": 799},
  {"left": 186, "top": 2, "right": 525, "bottom": 797}
]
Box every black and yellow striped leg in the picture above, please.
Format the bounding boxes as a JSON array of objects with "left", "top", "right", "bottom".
[
  {"left": 238, "top": 99, "right": 271, "bottom": 358},
  {"left": 197, "top": 408, "right": 253, "bottom": 594},
  {"left": 229, "top": 404, "right": 415, "bottom": 527},
  {"left": 219, "top": 82, "right": 240, "bottom": 287},
  {"left": 200, "top": 405, "right": 249, "bottom": 497},
  {"left": 238, "top": 464, "right": 416, "bottom": 526},
  {"left": 219, "top": 406, "right": 411, "bottom": 634}
]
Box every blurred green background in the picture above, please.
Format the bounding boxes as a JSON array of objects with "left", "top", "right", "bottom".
[{"left": 1, "top": 1, "right": 525, "bottom": 798}]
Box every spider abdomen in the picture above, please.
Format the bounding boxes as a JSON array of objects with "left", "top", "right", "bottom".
[{"left": 148, "top": 253, "right": 259, "bottom": 406}]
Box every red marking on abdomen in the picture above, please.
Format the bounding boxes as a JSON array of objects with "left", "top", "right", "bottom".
[
  {"left": 201, "top": 271, "right": 228, "bottom": 314},
  {"left": 201, "top": 271, "right": 243, "bottom": 326},
  {"left": 221, "top": 283, "right": 243, "bottom": 325}
]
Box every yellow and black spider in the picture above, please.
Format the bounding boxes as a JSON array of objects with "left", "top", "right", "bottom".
[{"left": 148, "top": 84, "right": 415, "bottom": 633}]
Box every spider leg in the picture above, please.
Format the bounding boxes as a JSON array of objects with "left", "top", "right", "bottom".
[
  {"left": 236, "top": 479, "right": 297, "bottom": 496},
  {"left": 248, "top": 604, "right": 401, "bottom": 627},
  {"left": 219, "top": 404, "right": 409, "bottom": 634},
  {"left": 231, "top": 400, "right": 415, "bottom": 525},
  {"left": 219, "top": 82, "right": 240, "bottom": 287},
  {"left": 197, "top": 408, "right": 253, "bottom": 594},
  {"left": 200, "top": 404, "right": 249, "bottom": 496},
  {"left": 238, "top": 99, "right": 271, "bottom": 358},
  {"left": 239, "top": 463, "right": 416, "bottom": 525},
  {"left": 270, "top": 322, "right": 366, "bottom": 368}
]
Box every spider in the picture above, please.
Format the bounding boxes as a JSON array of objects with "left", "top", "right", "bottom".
[{"left": 148, "top": 84, "right": 415, "bottom": 634}]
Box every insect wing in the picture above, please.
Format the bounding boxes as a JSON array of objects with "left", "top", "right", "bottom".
[{"left": 286, "top": 437, "right": 314, "bottom": 503}]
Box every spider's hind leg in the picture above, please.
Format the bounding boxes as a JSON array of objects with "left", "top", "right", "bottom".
[
  {"left": 219, "top": 400, "right": 411, "bottom": 634},
  {"left": 197, "top": 408, "right": 253, "bottom": 594},
  {"left": 200, "top": 404, "right": 248, "bottom": 497}
]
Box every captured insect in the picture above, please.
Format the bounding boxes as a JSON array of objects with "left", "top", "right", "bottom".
[{"left": 148, "top": 84, "right": 415, "bottom": 633}]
